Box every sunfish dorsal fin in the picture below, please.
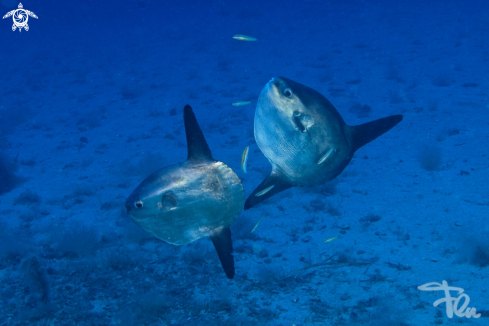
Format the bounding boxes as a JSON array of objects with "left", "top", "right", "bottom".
[
  {"left": 244, "top": 167, "right": 293, "bottom": 210},
  {"left": 210, "top": 226, "right": 235, "bottom": 279},
  {"left": 349, "top": 114, "right": 403, "bottom": 153},
  {"left": 184, "top": 105, "right": 214, "bottom": 162}
]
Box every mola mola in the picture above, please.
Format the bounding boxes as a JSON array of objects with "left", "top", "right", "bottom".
[
  {"left": 126, "top": 105, "right": 244, "bottom": 279},
  {"left": 245, "top": 77, "right": 403, "bottom": 209}
]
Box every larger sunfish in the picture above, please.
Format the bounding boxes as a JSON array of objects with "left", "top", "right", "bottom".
[
  {"left": 126, "top": 105, "right": 244, "bottom": 279},
  {"left": 245, "top": 77, "right": 403, "bottom": 209}
]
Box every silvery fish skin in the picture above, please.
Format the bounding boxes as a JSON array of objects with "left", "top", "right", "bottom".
[
  {"left": 126, "top": 160, "right": 243, "bottom": 245},
  {"left": 126, "top": 105, "right": 243, "bottom": 279}
]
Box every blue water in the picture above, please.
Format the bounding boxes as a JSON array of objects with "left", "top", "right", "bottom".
[{"left": 1, "top": 0, "right": 489, "bottom": 324}]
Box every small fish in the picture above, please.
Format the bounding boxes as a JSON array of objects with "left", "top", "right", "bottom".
[
  {"left": 317, "top": 147, "right": 335, "bottom": 165},
  {"left": 323, "top": 235, "right": 339, "bottom": 243},
  {"left": 255, "top": 185, "right": 274, "bottom": 197},
  {"left": 232, "top": 34, "right": 257, "bottom": 41},
  {"left": 251, "top": 214, "right": 264, "bottom": 233},
  {"left": 241, "top": 146, "right": 249, "bottom": 173},
  {"left": 232, "top": 101, "right": 252, "bottom": 107}
]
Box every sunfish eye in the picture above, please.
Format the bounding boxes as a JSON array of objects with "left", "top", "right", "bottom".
[
  {"left": 135, "top": 201, "right": 143, "bottom": 208},
  {"left": 284, "top": 88, "right": 293, "bottom": 98},
  {"left": 160, "top": 191, "right": 178, "bottom": 210}
]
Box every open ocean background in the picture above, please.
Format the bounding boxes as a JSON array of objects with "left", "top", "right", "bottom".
[{"left": 1, "top": 0, "right": 489, "bottom": 325}]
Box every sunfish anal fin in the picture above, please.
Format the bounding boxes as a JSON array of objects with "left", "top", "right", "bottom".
[
  {"left": 210, "top": 226, "right": 235, "bottom": 279},
  {"left": 184, "top": 105, "right": 214, "bottom": 162},
  {"left": 244, "top": 167, "right": 293, "bottom": 210}
]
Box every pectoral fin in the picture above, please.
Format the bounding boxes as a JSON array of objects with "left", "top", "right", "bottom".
[
  {"left": 210, "top": 227, "right": 235, "bottom": 279},
  {"left": 244, "top": 167, "right": 293, "bottom": 210}
]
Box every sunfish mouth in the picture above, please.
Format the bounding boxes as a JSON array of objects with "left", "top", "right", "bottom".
[{"left": 292, "top": 111, "right": 306, "bottom": 132}]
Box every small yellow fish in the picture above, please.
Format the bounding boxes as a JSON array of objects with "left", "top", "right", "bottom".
[
  {"left": 232, "top": 34, "right": 257, "bottom": 41},
  {"left": 251, "top": 214, "right": 264, "bottom": 233},
  {"left": 241, "top": 146, "right": 249, "bottom": 173},
  {"left": 232, "top": 101, "right": 252, "bottom": 107},
  {"left": 324, "top": 235, "right": 339, "bottom": 243},
  {"left": 255, "top": 185, "right": 274, "bottom": 197}
]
